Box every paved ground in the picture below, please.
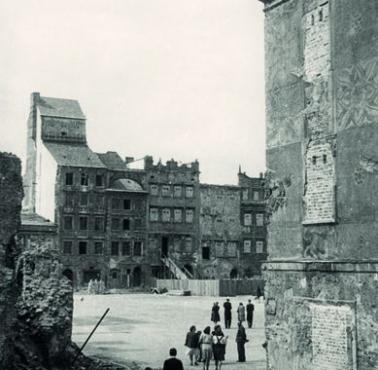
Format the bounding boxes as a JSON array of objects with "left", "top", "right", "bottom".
[{"left": 73, "top": 293, "right": 266, "bottom": 370}]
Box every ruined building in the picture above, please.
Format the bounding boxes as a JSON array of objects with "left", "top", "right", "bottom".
[
  {"left": 22, "top": 92, "right": 267, "bottom": 287},
  {"left": 260, "top": 0, "right": 378, "bottom": 368}
]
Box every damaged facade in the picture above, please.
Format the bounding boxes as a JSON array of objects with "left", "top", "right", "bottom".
[
  {"left": 260, "top": 0, "right": 378, "bottom": 368},
  {"left": 22, "top": 92, "right": 267, "bottom": 287}
]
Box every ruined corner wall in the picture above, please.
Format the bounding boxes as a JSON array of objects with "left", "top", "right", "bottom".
[
  {"left": 0, "top": 153, "right": 23, "bottom": 370},
  {"left": 0, "top": 152, "right": 74, "bottom": 370},
  {"left": 262, "top": 0, "right": 378, "bottom": 369}
]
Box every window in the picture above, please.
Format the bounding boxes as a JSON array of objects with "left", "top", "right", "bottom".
[
  {"left": 150, "top": 208, "right": 158, "bottom": 222},
  {"left": 173, "top": 238, "right": 181, "bottom": 252},
  {"left": 63, "top": 241, "right": 72, "bottom": 254},
  {"left": 64, "top": 216, "right": 73, "bottom": 230},
  {"left": 81, "top": 173, "right": 89, "bottom": 186},
  {"left": 174, "top": 186, "right": 182, "bottom": 197},
  {"left": 323, "top": 154, "right": 327, "bottom": 164},
  {"left": 244, "top": 240, "right": 252, "bottom": 253},
  {"left": 111, "top": 241, "right": 119, "bottom": 256},
  {"left": 134, "top": 241, "right": 142, "bottom": 256},
  {"left": 94, "top": 217, "right": 104, "bottom": 232},
  {"left": 80, "top": 193, "right": 88, "bottom": 206},
  {"left": 123, "top": 218, "right": 130, "bottom": 230},
  {"left": 174, "top": 209, "right": 182, "bottom": 223},
  {"left": 312, "top": 156, "right": 317, "bottom": 165},
  {"left": 111, "top": 218, "right": 120, "bottom": 231},
  {"left": 150, "top": 184, "right": 159, "bottom": 196},
  {"left": 256, "top": 241, "right": 264, "bottom": 254},
  {"left": 244, "top": 213, "right": 252, "bottom": 226},
  {"left": 184, "top": 237, "right": 192, "bottom": 252},
  {"left": 185, "top": 186, "right": 194, "bottom": 198},
  {"left": 95, "top": 174, "right": 103, "bottom": 187},
  {"left": 79, "top": 216, "right": 88, "bottom": 231},
  {"left": 111, "top": 270, "right": 118, "bottom": 279},
  {"left": 65, "top": 173, "right": 74, "bottom": 186},
  {"left": 185, "top": 209, "right": 194, "bottom": 223},
  {"left": 65, "top": 193, "right": 75, "bottom": 207},
  {"left": 242, "top": 189, "right": 248, "bottom": 200},
  {"left": 227, "top": 242, "right": 237, "bottom": 257},
  {"left": 162, "top": 208, "right": 171, "bottom": 222},
  {"left": 311, "top": 14, "right": 315, "bottom": 25},
  {"left": 202, "top": 246, "right": 210, "bottom": 260},
  {"left": 123, "top": 199, "right": 131, "bottom": 210},
  {"left": 319, "top": 9, "right": 323, "bottom": 21},
  {"left": 253, "top": 191, "right": 260, "bottom": 201},
  {"left": 94, "top": 242, "right": 103, "bottom": 255},
  {"left": 122, "top": 241, "right": 131, "bottom": 256},
  {"left": 134, "top": 218, "right": 142, "bottom": 228},
  {"left": 215, "top": 241, "right": 224, "bottom": 257},
  {"left": 161, "top": 185, "right": 171, "bottom": 197},
  {"left": 95, "top": 194, "right": 105, "bottom": 210},
  {"left": 112, "top": 197, "right": 120, "bottom": 209},
  {"left": 256, "top": 214, "right": 264, "bottom": 227},
  {"left": 79, "top": 241, "right": 87, "bottom": 255}
]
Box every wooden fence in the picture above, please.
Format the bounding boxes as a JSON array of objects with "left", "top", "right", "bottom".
[{"left": 156, "top": 278, "right": 264, "bottom": 297}]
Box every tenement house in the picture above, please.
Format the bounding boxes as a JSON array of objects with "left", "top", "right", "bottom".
[{"left": 22, "top": 93, "right": 151, "bottom": 288}]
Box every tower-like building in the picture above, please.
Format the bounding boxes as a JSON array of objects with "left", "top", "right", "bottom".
[{"left": 260, "top": 0, "right": 378, "bottom": 368}]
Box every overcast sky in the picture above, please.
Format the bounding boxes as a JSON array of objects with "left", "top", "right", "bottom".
[{"left": 0, "top": 0, "right": 265, "bottom": 185}]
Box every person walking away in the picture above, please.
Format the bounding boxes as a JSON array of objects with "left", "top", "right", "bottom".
[
  {"left": 236, "top": 322, "right": 248, "bottom": 362},
  {"left": 212, "top": 325, "right": 228, "bottom": 370},
  {"left": 185, "top": 325, "right": 199, "bottom": 366},
  {"left": 199, "top": 326, "right": 213, "bottom": 370},
  {"left": 211, "top": 302, "right": 220, "bottom": 324},
  {"left": 223, "top": 299, "right": 232, "bottom": 328},
  {"left": 163, "top": 348, "right": 184, "bottom": 370},
  {"left": 195, "top": 330, "right": 202, "bottom": 363},
  {"left": 237, "top": 302, "right": 245, "bottom": 324},
  {"left": 246, "top": 299, "right": 255, "bottom": 328}
]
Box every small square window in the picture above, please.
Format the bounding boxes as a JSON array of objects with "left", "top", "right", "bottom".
[
  {"left": 174, "top": 209, "right": 182, "bottom": 223},
  {"left": 64, "top": 216, "right": 73, "bottom": 230},
  {"left": 162, "top": 208, "right": 171, "bottom": 222},
  {"left": 95, "top": 174, "right": 104, "bottom": 187},
  {"left": 256, "top": 241, "right": 264, "bottom": 254},
  {"left": 111, "top": 241, "right": 119, "bottom": 256},
  {"left": 81, "top": 173, "right": 89, "bottom": 186},
  {"left": 134, "top": 241, "right": 142, "bottom": 256},
  {"left": 185, "top": 209, "right": 194, "bottom": 223},
  {"left": 123, "top": 199, "right": 131, "bottom": 210},
  {"left": 150, "top": 208, "right": 159, "bottom": 222},
  {"left": 123, "top": 218, "right": 130, "bottom": 230},
  {"left": 244, "top": 240, "right": 252, "bottom": 253},
  {"left": 174, "top": 186, "right": 182, "bottom": 197},
  {"left": 79, "top": 216, "right": 88, "bottom": 231},
  {"left": 63, "top": 241, "right": 73, "bottom": 254},
  {"left": 244, "top": 213, "right": 252, "bottom": 226},
  {"left": 112, "top": 197, "right": 120, "bottom": 209},
  {"left": 150, "top": 184, "right": 159, "bottom": 196},
  {"left": 94, "top": 217, "right": 104, "bottom": 232},
  {"left": 256, "top": 214, "right": 264, "bottom": 227},
  {"left": 112, "top": 218, "right": 120, "bottom": 231},
  {"left": 185, "top": 186, "right": 194, "bottom": 198},
  {"left": 80, "top": 193, "right": 88, "bottom": 206},
  {"left": 94, "top": 242, "right": 103, "bottom": 255},
  {"left": 162, "top": 185, "right": 171, "bottom": 197},
  {"left": 65, "top": 173, "right": 74, "bottom": 186},
  {"left": 122, "top": 241, "right": 131, "bottom": 256},
  {"left": 79, "top": 241, "right": 87, "bottom": 255}
]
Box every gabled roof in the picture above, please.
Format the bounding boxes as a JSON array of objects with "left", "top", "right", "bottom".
[
  {"left": 97, "top": 151, "right": 126, "bottom": 171},
  {"left": 38, "top": 96, "right": 86, "bottom": 120},
  {"left": 108, "top": 178, "right": 146, "bottom": 193},
  {"left": 44, "top": 142, "right": 106, "bottom": 168}
]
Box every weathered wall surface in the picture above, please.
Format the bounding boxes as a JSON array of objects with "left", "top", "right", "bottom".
[
  {"left": 263, "top": 263, "right": 378, "bottom": 370},
  {"left": 0, "top": 153, "right": 23, "bottom": 370},
  {"left": 261, "top": 0, "right": 378, "bottom": 368}
]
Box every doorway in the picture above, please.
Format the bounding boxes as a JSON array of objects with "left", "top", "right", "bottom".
[{"left": 161, "top": 236, "right": 169, "bottom": 257}]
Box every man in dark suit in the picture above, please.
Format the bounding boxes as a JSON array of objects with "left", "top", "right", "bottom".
[
  {"left": 163, "top": 348, "right": 184, "bottom": 370},
  {"left": 223, "top": 298, "right": 232, "bottom": 328},
  {"left": 236, "top": 322, "right": 248, "bottom": 362}
]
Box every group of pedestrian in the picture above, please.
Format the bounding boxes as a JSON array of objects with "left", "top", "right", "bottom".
[
  {"left": 222, "top": 299, "right": 255, "bottom": 329},
  {"left": 184, "top": 324, "right": 228, "bottom": 370},
  {"left": 87, "top": 278, "right": 105, "bottom": 294}
]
